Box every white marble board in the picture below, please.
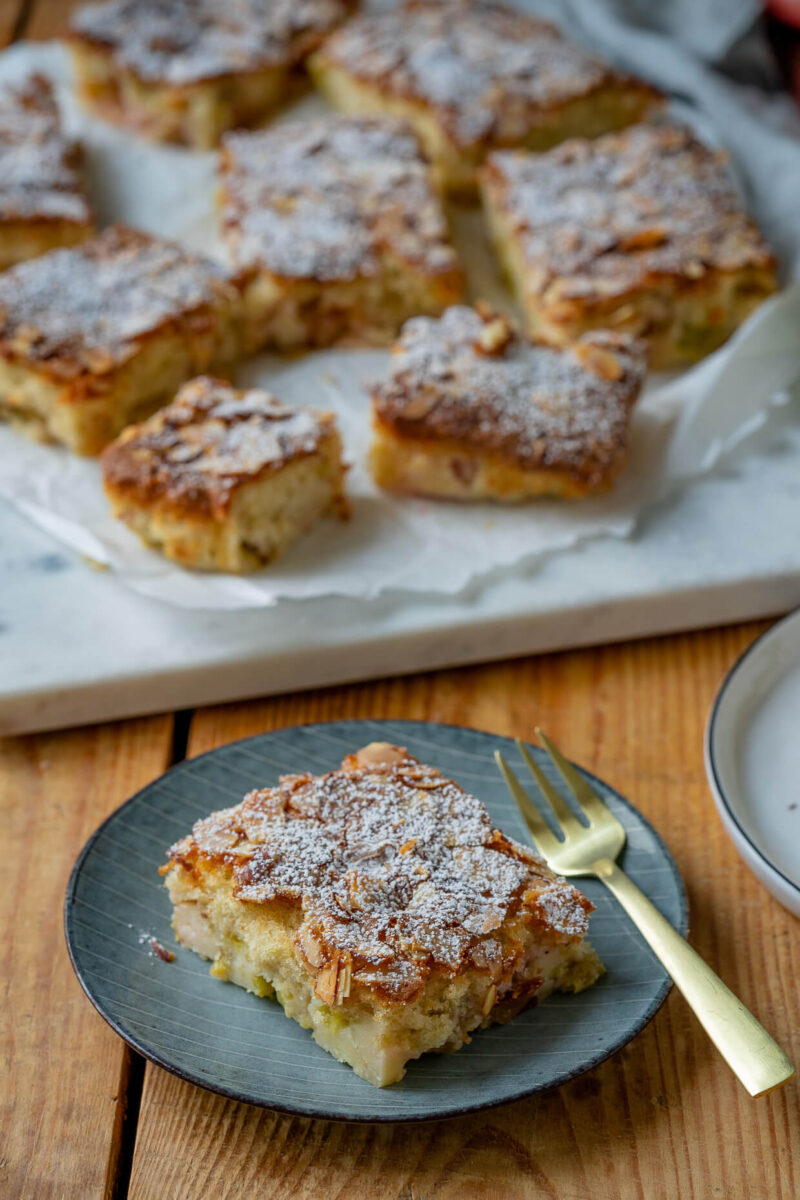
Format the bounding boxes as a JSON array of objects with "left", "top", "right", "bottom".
[{"left": 4, "top": 408, "right": 800, "bottom": 736}]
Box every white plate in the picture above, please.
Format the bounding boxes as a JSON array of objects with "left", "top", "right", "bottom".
[{"left": 705, "top": 608, "right": 800, "bottom": 916}]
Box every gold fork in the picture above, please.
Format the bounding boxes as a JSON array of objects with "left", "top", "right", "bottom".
[{"left": 495, "top": 730, "right": 796, "bottom": 1098}]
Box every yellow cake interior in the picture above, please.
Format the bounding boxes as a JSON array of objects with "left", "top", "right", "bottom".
[{"left": 167, "top": 858, "right": 602, "bottom": 1087}]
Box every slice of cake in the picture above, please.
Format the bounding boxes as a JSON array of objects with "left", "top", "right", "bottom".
[
  {"left": 218, "top": 114, "right": 464, "bottom": 352},
  {"left": 163, "top": 741, "right": 603, "bottom": 1086},
  {"left": 0, "top": 74, "right": 93, "bottom": 270},
  {"left": 68, "top": 0, "right": 358, "bottom": 149},
  {"left": 310, "top": 0, "right": 661, "bottom": 195},
  {"left": 101, "top": 375, "right": 348, "bottom": 572},
  {"left": 0, "top": 225, "right": 242, "bottom": 454},
  {"left": 369, "top": 305, "right": 645, "bottom": 501},
  {"left": 480, "top": 122, "right": 778, "bottom": 367}
]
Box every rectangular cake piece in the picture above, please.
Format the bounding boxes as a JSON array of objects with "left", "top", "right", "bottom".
[
  {"left": 310, "top": 0, "right": 661, "bottom": 195},
  {"left": 369, "top": 305, "right": 645, "bottom": 501},
  {"left": 163, "top": 741, "right": 603, "bottom": 1086},
  {"left": 68, "top": 0, "right": 358, "bottom": 149},
  {"left": 218, "top": 114, "right": 464, "bottom": 352},
  {"left": 0, "top": 225, "right": 242, "bottom": 454},
  {"left": 0, "top": 74, "right": 93, "bottom": 269},
  {"left": 101, "top": 375, "right": 348, "bottom": 572},
  {"left": 480, "top": 122, "right": 778, "bottom": 367}
]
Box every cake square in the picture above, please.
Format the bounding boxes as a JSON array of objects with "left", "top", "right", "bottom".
[
  {"left": 163, "top": 741, "right": 603, "bottom": 1086},
  {"left": 480, "top": 122, "right": 779, "bottom": 368},
  {"left": 218, "top": 114, "right": 464, "bottom": 352},
  {"left": 310, "top": 0, "right": 661, "bottom": 195},
  {"left": 0, "top": 74, "right": 93, "bottom": 269},
  {"left": 68, "top": 0, "right": 358, "bottom": 149},
  {"left": 101, "top": 375, "right": 348, "bottom": 572},
  {"left": 0, "top": 225, "right": 242, "bottom": 455},
  {"left": 369, "top": 305, "right": 645, "bottom": 501}
]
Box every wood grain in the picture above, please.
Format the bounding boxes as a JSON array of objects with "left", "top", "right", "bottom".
[
  {"left": 16, "top": 0, "right": 76, "bottom": 39},
  {"left": 1, "top": 0, "right": 30, "bottom": 46},
  {"left": 0, "top": 716, "right": 173, "bottom": 1200},
  {"left": 127, "top": 622, "right": 799, "bottom": 1200}
]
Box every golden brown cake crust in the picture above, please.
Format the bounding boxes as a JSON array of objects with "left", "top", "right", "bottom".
[
  {"left": 0, "top": 74, "right": 92, "bottom": 226},
  {"left": 314, "top": 0, "right": 660, "bottom": 150},
  {"left": 69, "top": 0, "right": 357, "bottom": 85},
  {"left": 167, "top": 742, "right": 594, "bottom": 1003},
  {"left": 481, "top": 121, "right": 777, "bottom": 306},
  {"left": 0, "top": 225, "right": 238, "bottom": 381},
  {"left": 219, "top": 115, "right": 462, "bottom": 284},
  {"left": 101, "top": 375, "right": 341, "bottom": 519},
  {"left": 371, "top": 306, "right": 644, "bottom": 486}
]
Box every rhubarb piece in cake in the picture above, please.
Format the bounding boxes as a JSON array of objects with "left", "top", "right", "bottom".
[
  {"left": 163, "top": 741, "right": 603, "bottom": 1086},
  {"left": 0, "top": 74, "right": 93, "bottom": 269},
  {"left": 0, "top": 226, "right": 241, "bottom": 454},
  {"left": 369, "top": 305, "right": 645, "bottom": 501},
  {"left": 480, "top": 122, "right": 778, "bottom": 367},
  {"left": 218, "top": 114, "right": 463, "bottom": 352},
  {"left": 310, "top": 0, "right": 661, "bottom": 194},
  {"left": 101, "top": 375, "right": 348, "bottom": 571},
  {"left": 68, "top": 0, "right": 358, "bottom": 149}
]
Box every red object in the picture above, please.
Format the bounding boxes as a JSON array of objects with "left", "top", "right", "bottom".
[
  {"left": 766, "top": 0, "right": 800, "bottom": 29},
  {"left": 765, "top": 1, "right": 800, "bottom": 102}
]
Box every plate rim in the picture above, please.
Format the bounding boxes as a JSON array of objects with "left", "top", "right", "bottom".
[
  {"left": 705, "top": 607, "right": 800, "bottom": 907},
  {"left": 64, "top": 718, "right": 688, "bottom": 1123}
]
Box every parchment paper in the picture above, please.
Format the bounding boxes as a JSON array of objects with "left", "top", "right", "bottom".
[{"left": 0, "top": 30, "right": 798, "bottom": 610}]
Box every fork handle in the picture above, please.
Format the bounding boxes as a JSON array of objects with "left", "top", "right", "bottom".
[{"left": 594, "top": 857, "right": 795, "bottom": 1097}]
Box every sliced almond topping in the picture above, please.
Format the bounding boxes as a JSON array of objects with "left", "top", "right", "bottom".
[
  {"left": 399, "top": 838, "right": 417, "bottom": 855},
  {"left": 607, "top": 303, "right": 639, "bottom": 327},
  {"left": 297, "top": 926, "right": 324, "bottom": 968},
  {"left": 482, "top": 984, "right": 497, "bottom": 1015},
  {"left": 314, "top": 957, "right": 339, "bottom": 1006},
  {"left": 354, "top": 742, "right": 408, "bottom": 769},
  {"left": 8, "top": 323, "right": 42, "bottom": 355},
  {"left": 475, "top": 313, "right": 514, "bottom": 356},
  {"left": 399, "top": 390, "right": 440, "bottom": 420},
  {"left": 619, "top": 226, "right": 667, "bottom": 251},
  {"left": 335, "top": 960, "right": 352, "bottom": 1003},
  {"left": 571, "top": 342, "right": 624, "bottom": 382}
]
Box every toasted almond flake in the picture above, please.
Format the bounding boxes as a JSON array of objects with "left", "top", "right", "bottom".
[
  {"left": 336, "top": 959, "right": 352, "bottom": 1002},
  {"left": 607, "top": 303, "right": 639, "bottom": 327},
  {"left": 482, "top": 984, "right": 497, "bottom": 1015},
  {"left": 619, "top": 226, "right": 667, "bottom": 250},
  {"left": 399, "top": 838, "right": 417, "bottom": 855},
  {"left": 475, "top": 313, "right": 514, "bottom": 356},
  {"left": 571, "top": 341, "right": 624, "bottom": 381},
  {"left": 314, "top": 958, "right": 339, "bottom": 1005}
]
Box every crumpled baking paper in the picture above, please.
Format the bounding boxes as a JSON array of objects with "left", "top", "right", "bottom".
[{"left": 0, "top": 31, "right": 798, "bottom": 610}]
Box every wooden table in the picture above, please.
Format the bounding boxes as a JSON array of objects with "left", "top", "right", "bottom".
[{"left": 2, "top": 3, "right": 799, "bottom": 1196}]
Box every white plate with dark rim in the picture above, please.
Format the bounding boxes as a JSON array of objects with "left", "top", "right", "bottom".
[
  {"left": 65, "top": 719, "right": 687, "bottom": 1122},
  {"left": 706, "top": 609, "right": 800, "bottom": 917}
]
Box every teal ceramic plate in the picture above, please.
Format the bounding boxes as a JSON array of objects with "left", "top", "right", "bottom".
[{"left": 65, "top": 720, "right": 687, "bottom": 1122}]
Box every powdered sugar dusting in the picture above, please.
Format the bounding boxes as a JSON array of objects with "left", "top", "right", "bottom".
[
  {"left": 373, "top": 306, "right": 645, "bottom": 483},
  {"left": 169, "top": 744, "right": 593, "bottom": 1000},
  {"left": 71, "top": 0, "right": 353, "bottom": 85},
  {"left": 320, "top": 0, "right": 648, "bottom": 147},
  {"left": 220, "top": 115, "right": 460, "bottom": 282},
  {"left": 0, "top": 225, "right": 235, "bottom": 370},
  {"left": 101, "top": 375, "right": 335, "bottom": 516},
  {"left": 487, "top": 122, "right": 776, "bottom": 299},
  {"left": 0, "top": 75, "right": 91, "bottom": 224}
]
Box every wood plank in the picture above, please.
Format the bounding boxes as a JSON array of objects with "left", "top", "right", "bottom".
[
  {"left": 1, "top": 0, "right": 31, "bottom": 47},
  {"left": 128, "top": 622, "right": 799, "bottom": 1200},
  {"left": 19, "top": 0, "right": 78, "bottom": 39},
  {"left": 0, "top": 715, "right": 174, "bottom": 1200}
]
